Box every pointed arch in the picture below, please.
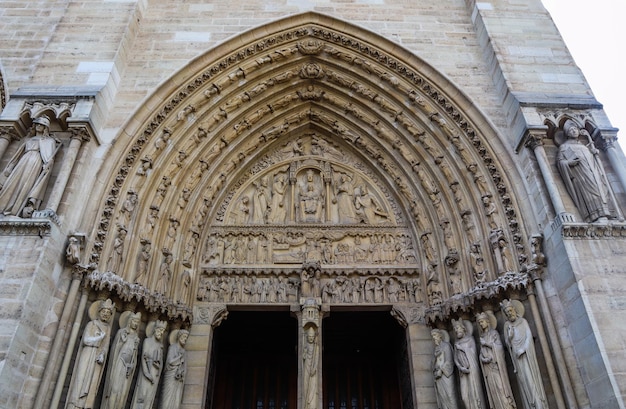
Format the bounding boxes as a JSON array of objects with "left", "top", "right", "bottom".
[{"left": 86, "top": 12, "right": 531, "bottom": 322}]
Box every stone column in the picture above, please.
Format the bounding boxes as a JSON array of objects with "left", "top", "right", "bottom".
[
  {"left": 195, "top": 305, "right": 228, "bottom": 408},
  {"left": 526, "top": 285, "right": 567, "bottom": 409},
  {"left": 392, "top": 306, "right": 435, "bottom": 408},
  {"left": 525, "top": 128, "right": 575, "bottom": 223},
  {"left": 0, "top": 126, "right": 18, "bottom": 160},
  {"left": 49, "top": 288, "right": 90, "bottom": 409},
  {"left": 33, "top": 265, "right": 85, "bottom": 408},
  {"left": 597, "top": 130, "right": 626, "bottom": 200},
  {"left": 37, "top": 127, "right": 90, "bottom": 219},
  {"left": 299, "top": 298, "right": 322, "bottom": 409}
]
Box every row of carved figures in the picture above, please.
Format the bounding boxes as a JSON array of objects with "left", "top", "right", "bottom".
[
  {"left": 64, "top": 299, "right": 188, "bottom": 409},
  {"left": 203, "top": 232, "right": 416, "bottom": 266},
  {"left": 196, "top": 273, "right": 424, "bottom": 304},
  {"left": 431, "top": 299, "right": 548, "bottom": 409}
]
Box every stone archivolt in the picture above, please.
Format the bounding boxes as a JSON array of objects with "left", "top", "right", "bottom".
[{"left": 89, "top": 17, "right": 529, "bottom": 322}]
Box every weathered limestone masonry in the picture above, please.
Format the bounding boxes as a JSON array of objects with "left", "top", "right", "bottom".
[{"left": 0, "top": 1, "right": 624, "bottom": 409}]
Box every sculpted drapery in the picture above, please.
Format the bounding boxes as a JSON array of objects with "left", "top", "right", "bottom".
[
  {"left": 431, "top": 329, "right": 459, "bottom": 409},
  {"left": 557, "top": 119, "right": 612, "bottom": 222},
  {"left": 452, "top": 319, "right": 486, "bottom": 409},
  {"left": 66, "top": 299, "right": 115, "bottom": 409},
  {"left": 476, "top": 311, "right": 516, "bottom": 409},
  {"left": 501, "top": 299, "right": 548, "bottom": 409},
  {"left": 0, "top": 115, "right": 60, "bottom": 216},
  {"left": 101, "top": 311, "right": 141, "bottom": 409},
  {"left": 131, "top": 320, "right": 167, "bottom": 409},
  {"left": 160, "top": 329, "right": 189, "bottom": 409}
]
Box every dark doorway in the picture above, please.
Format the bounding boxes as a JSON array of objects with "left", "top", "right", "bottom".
[
  {"left": 323, "top": 311, "right": 409, "bottom": 409},
  {"left": 209, "top": 310, "right": 298, "bottom": 409}
]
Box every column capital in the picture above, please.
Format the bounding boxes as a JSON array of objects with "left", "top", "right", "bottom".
[
  {"left": 0, "top": 125, "right": 20, "bottom": 142},
  {"left": 592, "top": 128, "right": 619, "bottom": 151},
  {"left": 523, "top": 127, "right": 548, "bottom": 151},
  {"left": 69, "top": 125, "right": 92, "bottom": 143}
]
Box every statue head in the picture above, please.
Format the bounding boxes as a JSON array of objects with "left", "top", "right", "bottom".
[
  {"left": 32, "top": 115, "right": 51, "bottom": 128},
  {"left": 452, "top": 318, "right": 467, "bottom": 338},
  {"left": 563, "top": 119, "right": 581, "bottom": 140},
  {"left": 476, "top": 311, "right": 490, "bottom": 331},
  {"left": 154, "top": 320, "right": 168, "bottom": 340},
  {"left": 501, "top": 299, "right": 519, "bottom": 322},
  {"left": 129, "top": 312, "right": 142, "bottom": 330},
  {"left": 98, "top": 299, "right": 114, "bottom": 322},
  {"left": 178, "top": 329, "right": 189, "bottom": 346}
]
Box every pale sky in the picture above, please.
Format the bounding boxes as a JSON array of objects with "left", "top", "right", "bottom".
[{"left": 542, "top": 0, "right": 625, "bottom": 149}]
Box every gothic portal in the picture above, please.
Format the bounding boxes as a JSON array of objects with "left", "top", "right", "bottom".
[{"left": 0, "top": 5, "right": 625, "bottom": 409}]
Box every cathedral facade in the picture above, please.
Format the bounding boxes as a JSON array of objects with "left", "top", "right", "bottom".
[{"left": 0, "top": 1, "right": 625, "bottom": 408}]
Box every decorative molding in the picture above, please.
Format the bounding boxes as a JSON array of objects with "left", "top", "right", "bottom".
[
  {"left": 84, "top": 270, "right": 193, "bottom": 323},
  {"left": 561, "top": 222, "right": 626, "bottom": 239},
  {"left": 425, "top": 271, "right": 529, "bottom": 323},
  {"left": 0, "top": 219, "right": 53, "bottom": 236}
]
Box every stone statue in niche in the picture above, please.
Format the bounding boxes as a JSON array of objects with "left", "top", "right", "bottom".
[
  {"left": 303, "top": 326, "right": 320, "bottom": 409},
  {"left": 354, "top": 185, "right": 388, "bottom": 224},
  {"left": 501, "top": 299, "right": 548, "bottom": 409},
  {"left": 141, "top": 205, "right": 160, "bottom": 238},
  {"left": 427, "top": 264, "right": 443, "bottom": 305},
  {"left": 431, "top": 329, "right": 459, "bottom": 409},
  {"left": 131, "top": 320, "right": 167, "bottom": 409},
  {"left": 557, "top": 119, "right": 614, "bottom": 222},
  {"left": 475, "top": 310, "right": 517, "bottom": 409},
  {"left": 482, "top": 194, "right": 499, "bottom": 230},
  {"left": 297, "top": 169, "right": 325, "bottom": 223},
  {"left": 101, "top": 311, "right": 141, "bottom": 409},
  {"left": 155, "top": 248, "right": 173, "bottom": 295},
  {"left": 333, "top": 173, "right": 357, "bottom": 223},
  {"left": 135, "top": 239, "right": 151, "bottom": 285},
  {"left": 0, "top": 115, "right": 61, "bottom": 217},
  {"left": 119, "top": 189, "right": 138, "bottom": 225},
  {"left": 66, "top": 236, "right": 81, "bottom": 265},
  {"left": 178, "top": 270, "right": 192, "bottom": 304},
  {"left": 65, "top": 299, "right": 115, "bottom": 409},
  {"left": 235, "top": 196, "right": 251, "bottom": 224},
  {"left": 106, "top": 224, "right": 127, "bottom": 273},
  {"left": 444, "top": 252, "right": 462, "bottom": 296},
  {"left": 490, "top": 229, "right": 514, "bottom": 275},
  {"left": 452, "top": 318, "right": 487, "bottom": 409},
  {"left": 469, "top": 243, "right": 487, "bottom": 285},
  {"left": 269, "top": 173, "right": 288, "bottom": 223},
  {"left": 160, "top": 329, "right": 189, "bottom": 409},
  {"left": 252, "top": 175, "right": 271, "bottom": 224}
]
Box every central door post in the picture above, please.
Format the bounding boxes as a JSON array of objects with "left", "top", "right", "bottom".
[{"left": 299, "top": 297, "right": 323, "bottom": 409}]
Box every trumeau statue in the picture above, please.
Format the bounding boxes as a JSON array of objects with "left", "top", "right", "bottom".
[
  {"left": 160, "top": 329, "right": 189, "bottom": 409},
  {"left": 303, "top": 326, "right": 320, "bottom": 409},
  {"left": 66, "top": 299, "right": 115, "bottom": 409},
  {"left": 0, "top": 115, "right": 61, "bottom": 217},
  {"left": 452, "top": 318, "right": 487, "bottom": 409},
  {"left": 131, "top": 320, "right": 167, "bottom": 409},
  {"left": 476, "top": 310, "right": 516, "bottom": 409},
  {"left": 556, "top": 119, "right": 615, "bottom": 222},
  {"left": 101, "top": 311, "right": 141, "bottom": 409},
  {"left": 431, "top": 328, "right": 459, "bottom": 409},
  {"left": 501, "top": 299, "right": 548, "bottom": 409}
]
